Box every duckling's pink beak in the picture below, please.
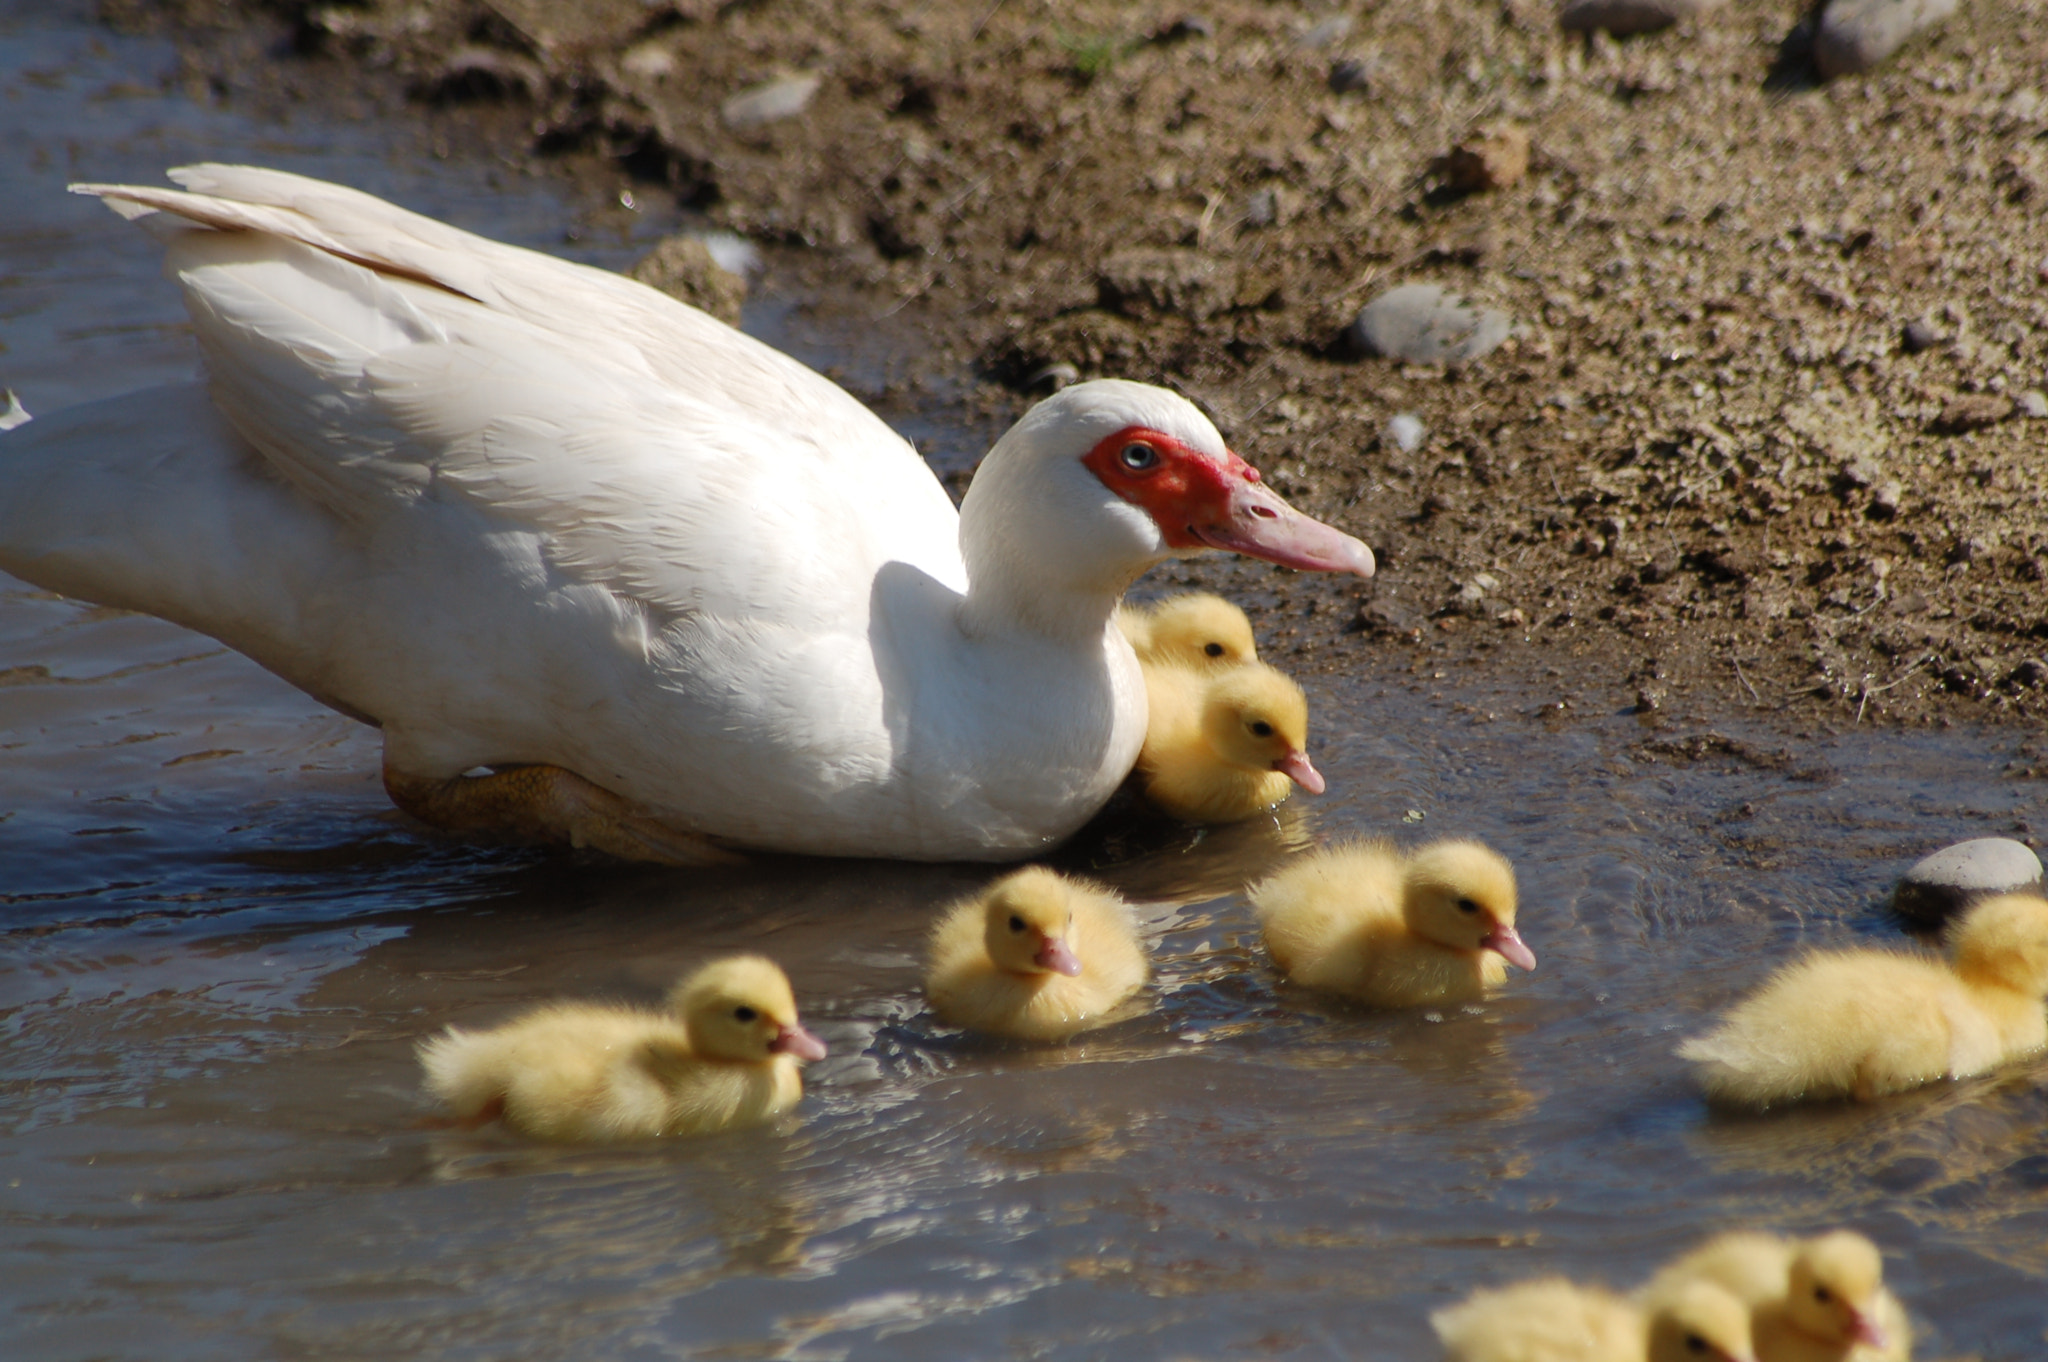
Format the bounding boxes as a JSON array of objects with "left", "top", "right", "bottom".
[
  {"left": 1847, "top": 1313, "right": 1886, "bottom": 1350},
  {"left": 770, "top": 1023, "right": 828, "bottom": 1062},
  {"left": 1482, "top": 924, "right": 1537, "bottom": 971},
  {"left": 1273, "top": 750, "right": 1325, "bottom": 794},
  {"left": 1035, "top": 936, "right": 1083, "bottom": 976}
]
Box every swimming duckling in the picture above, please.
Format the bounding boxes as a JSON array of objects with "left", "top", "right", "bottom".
[
  {"left": 1678, "top": 892, "right": 2048, "bottom": 1107},
  {"left": 1253, "top": 839, "right": 1533, "bottom": 1008},
  {"left": 1432, "top": 1275, "right": 1755, "bottom": 1362},
  {"left": 417, "top": 954, "right": 826, "bottom": 1141},
  {"left": 925, "top": 865, "right": 1149, "bottom": 1041},
  {"left": 1116, "top": 592, "right": 1258, "bottom": 671},
  {"left": 1136, "top": 660, "right": 1323, "bottom": 823},
  {"left": 1642, "top": 1231, "right": 1908, "bottom": 1362}
]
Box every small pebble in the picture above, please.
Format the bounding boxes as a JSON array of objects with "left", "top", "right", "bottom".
[
  {"left": 2018, "top": 389, "right": 2048, "bottom": 419},
  {"left": 1932, "top": 393, "right": 2013, "bottom": 435},
  {"left": 1892, "top": 838, "right": 2044, "bottom": 928},
  {"left": 1559, "top": 0, "right": 1718, "bottom": 37},
  {"left": 1385, "top": 412, "right": 1426, "bottom": 453},
  {"left": 1900, "top": 318, "right": 1941, "bottom": 354},
  {"left": 1297, "top": 15, "right": 1353, "bottom": 48},
  {"left": 1814, "top": 0, "right": 1957, "bottom": 79},
  {"left": 1328, "top": 56, "right": 1377, "bottom": 95},
  {"left": 721, "top": 72, "right": 821, "bottom": 129},
  {"left": 1351, "top": 283, "right": 1512, "bottom": 365},
  {"left": 628, "top": 236, "right": 748, "bottom": 325},
  {"left": 1440, "top": 122, "right": 1530, "bottom": 193}
]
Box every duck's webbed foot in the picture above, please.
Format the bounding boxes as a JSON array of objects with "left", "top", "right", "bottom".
[{"left": 383, "top": 760, "right": 744, "bottom": 867}]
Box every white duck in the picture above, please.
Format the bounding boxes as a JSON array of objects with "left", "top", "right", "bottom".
[{"left": 0, "top": 166, "right": 1373, "bottom": 863}]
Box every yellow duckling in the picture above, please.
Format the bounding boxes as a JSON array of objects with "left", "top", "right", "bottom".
[
  {"left": 1116, "top": 591, "right": 1258, "bottom": 670},
  {"left": 1641, "top": 1231, "right": 1909, "bottom": 1362},
  {"left": 1432, "top": 1275, "right": 1756, "bottom": 1362},
  {"left": 1253, "top": 839, "right": 1534, "bottom": 1008},
  {"left": 925, "top": 865, "right": 1149, "bottom": 1041},
  {"left": 1136, "top": 660, "right": 1323, "bottom": 823},
  {"left": 417, "top": 954, "right": 826, "bottom": 1141},
  {"left": 1678, "top": 892, "right": 2048, "bottom": 1107}
]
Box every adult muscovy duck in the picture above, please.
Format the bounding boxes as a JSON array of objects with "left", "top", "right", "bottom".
[{"left": 0, "top": 167, "right": 1373, "bottom": 863}]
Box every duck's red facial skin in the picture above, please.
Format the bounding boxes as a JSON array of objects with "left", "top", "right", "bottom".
[{"left": 1082, "top": 426, "right": 1376, "bottom": 577}]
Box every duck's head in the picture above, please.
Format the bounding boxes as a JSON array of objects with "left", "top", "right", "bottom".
[
  {"left": 1143, "top": 593, "right": 1259, "bottom": 669},
  {"left": 1647, "top": 1280, "right": 1757, "bottom": 1362},
  {"left": 669, "top": 955, "right": 827, "bottom": 1063},
  {"left": 980, "top": 866, "right": 1085, "bottom": 977},
  {"left": 1785, "top": 1232, "right": 1889, "bottom": 1350},
  {"left": 1947, "top": 892, "right": 2048, "bottom": 996},
  {"left": 1198, "top": 663, "right": 1323, "bottom": 795},
  {"left": 961, "top": 381, "right": 1373, "bottom": 631},
  {"left": 1403, "top": 840, "right": 1534, "bottom": 970}
]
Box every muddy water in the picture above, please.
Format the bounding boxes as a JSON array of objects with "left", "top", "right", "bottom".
[{"left": 3, "top": 7, "right": 2046, "bottom": 1359}]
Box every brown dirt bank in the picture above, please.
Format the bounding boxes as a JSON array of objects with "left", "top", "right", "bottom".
[{"left": 109, "top": 0, "right": 2048, "bottom": 735}]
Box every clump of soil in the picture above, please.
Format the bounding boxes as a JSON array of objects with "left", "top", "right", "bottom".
[{"left": 108, "top": 0, "right": 2048, "bottom": 727}]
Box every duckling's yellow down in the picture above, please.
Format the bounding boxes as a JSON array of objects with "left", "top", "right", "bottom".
[
  {"left": 926, "top": 865, "right": 1149, "bottom": 1041},
  {"left": 417, "top": 954, "right": 821, "bottom": 1141},
  {"left": 1678, "top": 892, "right": 2048, "bottom": 1107}
]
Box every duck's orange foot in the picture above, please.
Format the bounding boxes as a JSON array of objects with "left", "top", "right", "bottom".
[{"left": 383, "top": 760, "right": 744, "bottom": 867}]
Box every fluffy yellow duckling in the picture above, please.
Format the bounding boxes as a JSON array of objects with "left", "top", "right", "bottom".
[
  {"left": 417, "top": 954, "right": 827, "bottom": 1141},
  {"left": 1136, "top": 660, "right": 1323, "bottom": 822},
  {"left": 925, "top": 865, "right": 1149, "bottom": 1041},
  {"left": 1642, "top": 1231, "right": 1909, "bottom": 1362},
  {"left": 1678, "top": 892, "right": 2048, "bottom": 1107},
  {"left": 1116, "top": 592, "right": 1258, "bottom": 671},
  {"left": 1253, "top": 839, "right": 1534, "bottom": 1008},
  {"left": 1432, "top": 1276, "right": 1756, "bottom": 1362}
]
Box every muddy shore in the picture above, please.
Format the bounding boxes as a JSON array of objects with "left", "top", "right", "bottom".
[{"left": 104, "top": 0, "right": 2048, "bottom": 734}]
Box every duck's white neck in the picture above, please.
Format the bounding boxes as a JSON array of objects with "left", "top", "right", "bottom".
[{"left": 954, "top": 433, "right": 1168, "bottom": 647}]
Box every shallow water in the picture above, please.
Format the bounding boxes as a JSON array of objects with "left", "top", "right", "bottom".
[{"left": 3, "top": 6, "right": 2046, "bottom": 1358}]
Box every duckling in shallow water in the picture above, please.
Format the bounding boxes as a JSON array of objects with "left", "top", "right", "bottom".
[
  {"left": 1136, "top": 660, "right": 1322, "bottom": 823},
  {"left": 1678, "top": 892, "right": 2048, "bottom": 1107},
  {"left": 1641, "top": 1231, "right": 1909, "bottom": 1362},
  {"left": 1432, "top": 1274, "right": 1756, "bottom": 1362},
  {"left": 925, "top": 865, "right": 1149, "bottom": 1041},
  {"left": 417, "top": 954, "right": 825, "bottom": 1141},
  {"left": 1253, "top": 838, "right": 1532, "bottom": 1008},
  {"left": 1116, "top": 591, "right": 1258, "bottom": 671}
]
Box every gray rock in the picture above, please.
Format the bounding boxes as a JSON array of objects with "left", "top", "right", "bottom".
[
  {"left": 1900, "top": 318, "right": 1941, "bottom": 353},
  {"left": 1351, "top": 284, "right": 1512, "bottom": 365},
  {"left": 2018, "top": 389, "right": 2048, "bottom": 419},
  {"left": 1385, "top": 412, "right": 1426, "bottom": 453},
  {"left": 721, "top": 72, "right": 821, "bottom": 130},
  {"left": 628, "top": 236, "right": 747, "bottom": 326},
  {"left": 1559, "top": 0, "right": 1718, "bottom": 37},
  {"left": 1814, "top": 0, "right": 1957, "bottom": 80},
  {"left": 1893, "top": 837, "right": 2043, "bottom": 928}
]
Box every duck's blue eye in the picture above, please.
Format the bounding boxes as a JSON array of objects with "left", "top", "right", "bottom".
[{"left": 1118, "top": 442, "right": 1158, "bottom": 471}]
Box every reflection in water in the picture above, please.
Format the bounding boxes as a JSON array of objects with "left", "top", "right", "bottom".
[{"left": 5, "top": 6, "right": 2048, "bottom": 1359}]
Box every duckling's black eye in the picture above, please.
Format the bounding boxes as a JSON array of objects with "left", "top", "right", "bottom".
[
  {"left": 1118, "top": 442, "right": 1158, "bottom": 471},
  {"left": 1813, "top": 1286, "right": 1832, "bottom": 1303},
  {"left": 1455, "top": 897, "right": 1480, "bottom": 914},
  {"left": 1249, "top": 720, "right": 1274, "bottom": 737},
  {"left": 1203, "top": 642, "right": 1225, "bottom": 657},
  {"left": 733, "top": 1005, "right": 757, "bottom": 1022},
  {"left": 1683, "top": 1335, "right": 1707, "bottom": 1355},
  {"left": 1009, "top": 914, "right": 1026, "bottom": 932}
]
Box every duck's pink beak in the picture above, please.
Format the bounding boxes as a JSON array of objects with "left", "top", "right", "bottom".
[
  {"left": 1083, "top": 427, "right": 1375, "bottom": 577},
  {"left": 1273, "top": 749, "right": 1326, "bottom": 794},
  {"left": 1035, "top": 936, "right": 1083, "bottom": 976},
  {"left": 1482, "top": 924, "right": 1537, "bottom": 971},
  {"left": 1847, "top": 1313, "right": 1886, "bottom": 1350},
  {"left": 770, "top": 1023, "right": 828, "bottom": 1062}
]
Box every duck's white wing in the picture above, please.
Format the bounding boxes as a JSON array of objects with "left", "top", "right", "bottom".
[{"left": 101, "top": 182, "right": 965, "bottom": 630}]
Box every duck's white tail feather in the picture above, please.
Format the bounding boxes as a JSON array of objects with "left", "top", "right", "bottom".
[{"left": 0, "top": 383, "right": 374, "bottom": 720}]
